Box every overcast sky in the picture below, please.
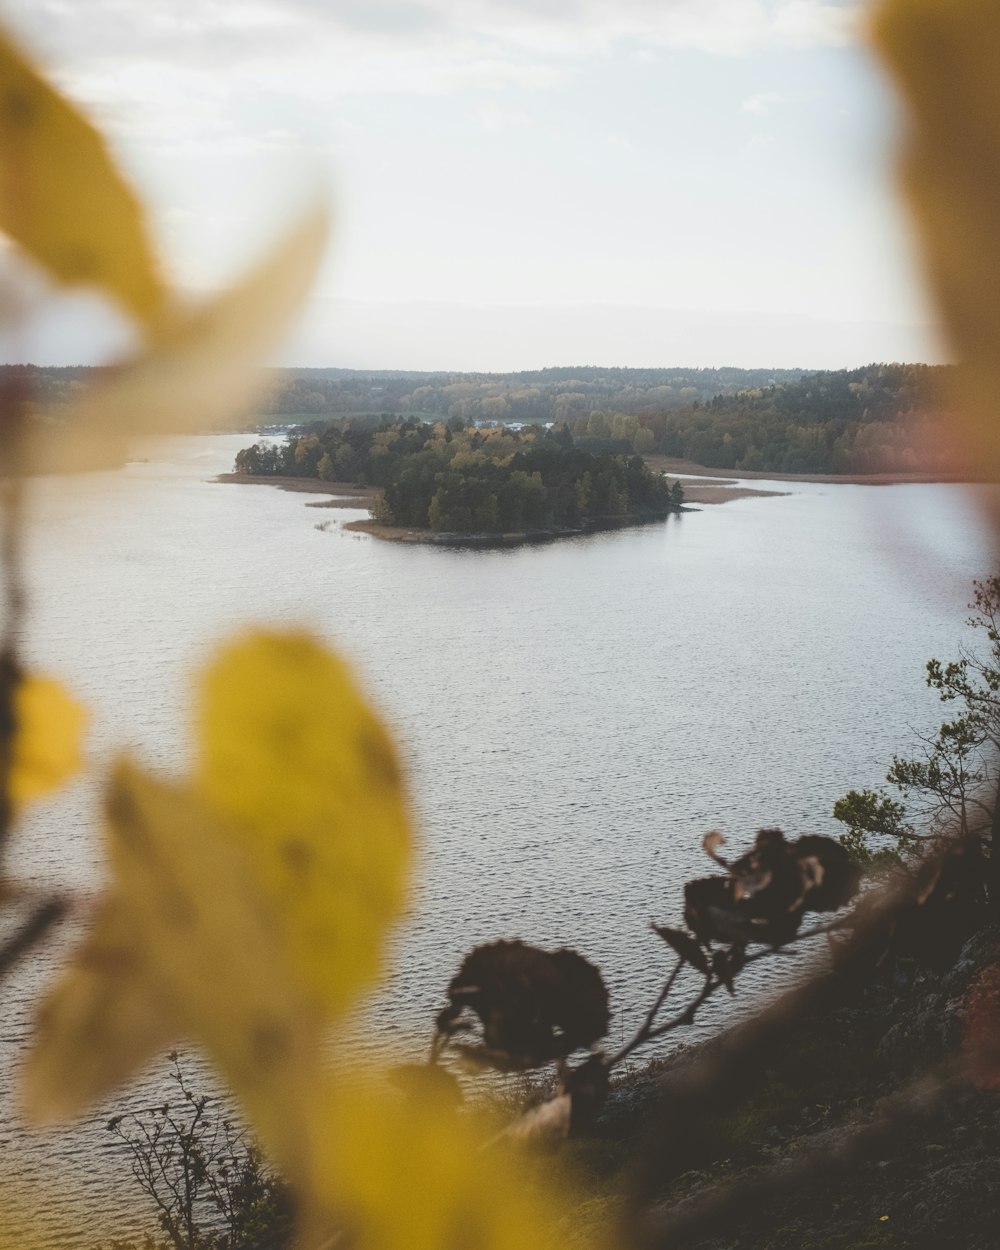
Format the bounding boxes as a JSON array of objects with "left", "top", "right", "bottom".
[{"left": 0, "top": 0, "right": 946, "bottom": 371}]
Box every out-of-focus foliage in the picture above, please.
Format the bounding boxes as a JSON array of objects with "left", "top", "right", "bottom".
[
  {"left": 44, "top": 207, "right": 328, "bottom": 474},
  {"left": 197, "top": 630, "right": 411, "bottom": 1015},
  {"left": 873, "top": 0, "right": 1000, "bottom": 493},
  {"left": 0, "top": 25, "right": 327, "bottom": 474},
  {"left": 0, "top": 31, "right": 165, "bottom": 325},
  {"left": 303, "top": 1076, "right": 582, "bottom": 1250},
  {"left": 24, "top": 633, "right": 411, "bottom": 1162},
  {"left": 9, "top": 676, "right": 85, "bottom": 810}
]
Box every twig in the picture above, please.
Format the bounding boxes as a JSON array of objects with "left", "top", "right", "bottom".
[
  {"left": 608, "top": 957, "right": 684, "bottom": 1067},
  {"left": 608, "top": 918, "right": 848, "bottom": 1071},
  {"left": 0, "top": 895, "right": 66, "bottom": 980}
]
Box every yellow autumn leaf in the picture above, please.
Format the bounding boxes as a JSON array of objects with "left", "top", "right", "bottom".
[
  {"left": 24, "top": 762, "right": 329, "bottom": 1169},
  {"left": 21, "top": 895, "right": 174, "bottom": 1123},
  {"left": 9, "top": 675, "right": 86, "bottom": 809},
  {"left": 871, "top": 0, "right": 1000, "bottom": 482},
  {"left": 40, "top": 205, "right": 329, "bottom": 474},
  {"left": 0, "top": 28, "right": 165, "bottom": 323},
  {"left": 301, "top": 1075, "right": 595, "bottom": 1250},
  {"left": 197, "top": 630, "right": 412, "bottom": 1016}
]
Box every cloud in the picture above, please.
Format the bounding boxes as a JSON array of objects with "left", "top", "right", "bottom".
[{"left": 4, "top": 1, "right": 864, "bottom": 90}]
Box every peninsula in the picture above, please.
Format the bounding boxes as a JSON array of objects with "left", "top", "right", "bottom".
[{"left": 230, "top": 418, "right": 685, "bottom": 546}]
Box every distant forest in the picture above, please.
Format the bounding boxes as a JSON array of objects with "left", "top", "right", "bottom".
[
  {"left": 254, "top": 362, "right": 958, "bottom": 476},
  {"left": 6, "top": 360, "right": 960, "bottom": 476},
  {"left": 253, "top": 365, "right": 808, "bottom": 422},
  {"left": 235, "top": 419, "right": 682, "bottom": 535}
]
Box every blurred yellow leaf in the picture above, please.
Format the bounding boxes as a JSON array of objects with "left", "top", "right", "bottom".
[
  {"left": 302, "top": 1075, "right": 589, "bottom": 1250},
  {"left": 41, "top": 206, "right": 329, "bottom": 473},
  {"left": 0, "top": 29, "right": 164, "bottom": 323},
  {"left": 24, "top": 762, "right": 327, "bottom": 1163},
  {"left": 872, "top": 0, "right": 1000, "bottom": 482},
  {"left": 10, "top": 675, "right": 85, "bottom": 809},
  {"left": 25, "top": 633, "right": 412, "bottom": 1178},
  {"left": 21, "top": 896, "right": 173, "bottom": 1122},
  {"left": 197, "top": 630, "right": 412, "bottom": 1016}
]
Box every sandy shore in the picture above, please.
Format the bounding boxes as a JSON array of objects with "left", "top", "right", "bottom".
[
  {"left": 215, "top": 469, "right": 782, "bottom": 517},
  {"left": 215, "top": 473, "right": 376, "bottom": 507},
  {"left": 644, "top": 455, "right": 978, "bottom": 486},
  {"left": 344, "top": 512, "right": 685, "bottom": 546},
  {"left": 681, "top": 485, "right": 790, "bottom": 505},
  {"left": 343, "top": 519, "right": 426, "bottom": 543}
]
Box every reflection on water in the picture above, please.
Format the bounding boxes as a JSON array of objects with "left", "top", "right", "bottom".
[{"left": 2, "top": 434, "right": 995, "bottom": 1243}]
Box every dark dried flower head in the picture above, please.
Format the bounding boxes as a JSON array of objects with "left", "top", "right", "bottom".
[
  {"left": 792, "top": 834, "right": 861, "bottom": 912},
  {"left": 730, "top": 828, "right": 806, "bottom": 912},
  {"left": 682, "top": 876, "right": 778, "bottom": 947},
  {"left": 436, "top": 939, "right": 610, "bottom": 1070},
  {"left": 685, "top": 828, "right": 861, "bottom": 950}
]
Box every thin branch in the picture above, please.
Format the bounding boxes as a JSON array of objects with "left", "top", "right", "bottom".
[
  {"left": 608, "top": 956, "right": 684, "bottom": 1067},
  {"left": 0, "top": 896, "right": 66, "bottom": 980},
  {"left": 609, "top": 919, "right": 847, "bottom": 1070}
]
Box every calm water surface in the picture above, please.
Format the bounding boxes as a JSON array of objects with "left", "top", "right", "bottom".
[{"left": 2, "top": 434, "right": 995, "bottom": 1242}]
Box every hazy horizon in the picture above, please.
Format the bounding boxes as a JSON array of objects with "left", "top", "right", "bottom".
[{"left": 0, "top": 0, "right": 948, "bottom": 371}]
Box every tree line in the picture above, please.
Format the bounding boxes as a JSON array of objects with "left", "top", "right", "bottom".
[
  {"left": 566, "top": 362, "right": 959, "bottom": 474},
  {"left": 252, "top": 365, "right": 806, "bottom": 422},
  {"left": 250, "top": 362, "right": 961, "bottom": 477},
  {"left": 234, "top": 419, "right": 684, "bottom": 534},
  {"left": 4, "top": 361, "right": 962, "bottom": 478}
]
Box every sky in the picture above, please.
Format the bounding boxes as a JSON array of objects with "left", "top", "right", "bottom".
[{"left": 0, "top": 0, "right": 946, "bottom": 372}]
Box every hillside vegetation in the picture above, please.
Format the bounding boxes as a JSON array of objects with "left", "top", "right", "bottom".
[
  {"left": 566, "top": 363, "right": 959, "bottom": 475},
  {"left": 8, "top": 361, "right": 962, "bottom": 478}
]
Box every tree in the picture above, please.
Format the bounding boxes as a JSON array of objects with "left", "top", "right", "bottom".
[{"left": 834, "top": 577, "right": 1000, "bottom": 902}]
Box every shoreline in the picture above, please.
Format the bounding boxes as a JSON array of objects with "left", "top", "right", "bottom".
[
  {"left": 216, "top": 462, "right": 977, "bottom": 520},
  {"left": 214, "top": 472, "right": 377, "bottom": 508},
  {"left": 343, "top": 511, "right": 680, "bottom": 547},
  {"left": 215, "top": 470, "right": 785, "bottom": 519},
  {"left": 679, "top": 484, "right": 790, "bottom": 504},
  {"left": 643, "top": 455, "right": 984, "bottom": 486},
  {"left": 215, "top": 473, "right": 684, "bottom": 541}
]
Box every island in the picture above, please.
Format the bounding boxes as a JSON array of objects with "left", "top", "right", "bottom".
[{"left": 230, "top": 418, "right": 686, "bottom": 546}]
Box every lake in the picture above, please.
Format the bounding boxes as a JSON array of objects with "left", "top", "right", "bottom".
[{"left": 1, "top": 433, "right": 995, "bottom": 1243}]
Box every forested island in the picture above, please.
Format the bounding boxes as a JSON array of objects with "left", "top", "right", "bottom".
[{"left": 233, "top": 418, "right": 684, "bottom": 543}]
